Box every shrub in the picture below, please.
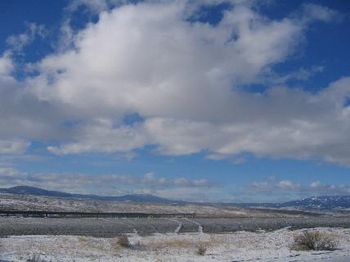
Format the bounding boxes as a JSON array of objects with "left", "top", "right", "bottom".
[
  {"left": 196, "top": 243, "right": 207, "bottom": 256},
  {"left": 117, "top": 235, "right": 131, "bottom": 248},
  {"left": 292, "top": 230, "right": 338, "bottom": 251}
]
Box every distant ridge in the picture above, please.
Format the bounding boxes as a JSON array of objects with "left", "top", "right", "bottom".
[
  {"left": 277, "top": 195, "right": 350, "bottom": 210},
  {"left": 2, "top": 186, "right": 73, "bottom": 198},
  {"left": 0, "top": 186, "right": 182, "bottom": 204},
  {"left": 236, "top": 195, "right": 350, "bottom": 210},
  {"left": 1, "top": 186, "right": 350, "bottom": 210}
]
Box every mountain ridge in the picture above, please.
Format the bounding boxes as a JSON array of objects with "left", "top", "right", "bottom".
[{"left": 0, "top": 186, "right": 181, "bottom": 204}]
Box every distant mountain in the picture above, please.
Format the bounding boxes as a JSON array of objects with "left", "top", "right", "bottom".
[
  {"left": 0, "top": 186, "right": 73, "bottom": 198},
  {"left": 0, "top": 186, "right": 181, "bottom": 204},
  {"left": 278, "top": 195, "right": 350, "bottom": 210},
  {"left": 235, "top": 195, "right": 350, "bottom": 210}
]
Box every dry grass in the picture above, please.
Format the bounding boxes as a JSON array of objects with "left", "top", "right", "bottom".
[{"left": 292, "top": 230, "right": 338, "bottom": 251}]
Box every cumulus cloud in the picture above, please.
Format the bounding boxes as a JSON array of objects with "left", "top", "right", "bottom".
[
  {"left": 0, "top": 69, "right": 69, "bottom": 144},
  {"left": 47, "top": 119, "right": 147, "bottom": 154},
  {"left": 47, "top": 75, "right": 350, "bottom": 165},
  {"left": 35, "top": 1, "right": 302, "bottom": 113},
  {"left": 1, "top": 1, "right": 349, "bottom": 167},
  {"left": 249, "top": 178, "right": 350, "bottom": 196}
]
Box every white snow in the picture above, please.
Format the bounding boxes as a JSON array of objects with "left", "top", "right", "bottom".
[{"left": 1, "top": 228, "right": 350, "bottom": 261}]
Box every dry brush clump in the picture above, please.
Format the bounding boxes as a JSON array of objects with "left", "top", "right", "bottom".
[
  {"left": 117, "top": 235, "right": 131, "bottom": 248},
  {"left": 292, "top": 230, "right": 338, "bottom": 251},
  {"left": 196, "top": 243, "right": 207, "bottom": 256}
]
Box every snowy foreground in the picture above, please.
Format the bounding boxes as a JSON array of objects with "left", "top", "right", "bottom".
[{"left": 1, "top": 228, "right": 350, "bottom": 261}]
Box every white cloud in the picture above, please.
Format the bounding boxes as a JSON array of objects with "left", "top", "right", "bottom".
[
  {"left": 277, "top": 180, "right": 301, "bottom": 191},
  {"left": 0, "top": 53, "right": 72, "bottom": 145},
  {"left": 52, "top": 74, "right": 350, "bottom": 164},
  {"left": 0, "top": 72, "right": 67, "bottom": 143},
  {"left": 33, "top": 1, "right": 349, "bottom": 166},
  {"left": 1, "top": 1, "right": 348, "bottom": 167},
  {"left": 48, "top": 119, "right": 147, "bottom": 154},
  {"left": 34, "top": 1, "right": 303, "bottom": 115}
]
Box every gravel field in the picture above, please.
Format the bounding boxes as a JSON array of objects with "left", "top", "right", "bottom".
[{"left": 1, "top": 216, "right": 350, "bottom": 237}]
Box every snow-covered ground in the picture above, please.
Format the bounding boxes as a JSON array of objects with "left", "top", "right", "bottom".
[{"left": 1, "top": 228, "right": 350, "bottom": 261}]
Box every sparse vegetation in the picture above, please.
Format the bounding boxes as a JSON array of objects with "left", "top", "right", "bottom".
[
  {"left": 117, "top": 235, "right": 131, "bottom": 248},
  {"left": 292, "top": 230, "right": 338, "bottom": 251}
]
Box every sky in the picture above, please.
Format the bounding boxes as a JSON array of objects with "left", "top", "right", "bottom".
[{"left": 0, "top": 0, "right": 350, "bottom": 202}]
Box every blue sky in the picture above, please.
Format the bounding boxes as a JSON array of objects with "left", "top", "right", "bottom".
[{"left": 0, "top": 0, "right": 350, "bottom": 202}]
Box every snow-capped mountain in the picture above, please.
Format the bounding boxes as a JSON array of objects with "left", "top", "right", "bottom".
[{"left": 278, "top": 195, "right": 350, "bottom": 210}]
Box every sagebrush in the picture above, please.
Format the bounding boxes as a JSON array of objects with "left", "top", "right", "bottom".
[
  {"left": 292, "top": 230, "right": 338, "bottom": 251},
  {"left": 196, "top": 243, "right": 207, "bottom": 256}
]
